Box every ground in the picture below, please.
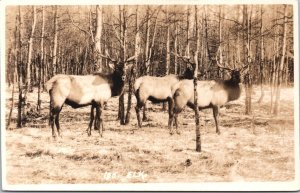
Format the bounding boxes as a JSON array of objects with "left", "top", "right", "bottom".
[{"left": 4, "top": 85, "right": 295, "bottom": 184}]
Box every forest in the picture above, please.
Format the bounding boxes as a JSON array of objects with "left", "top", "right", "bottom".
[{"left": 3, "top": 4, "right": 296, "bottom": 184}]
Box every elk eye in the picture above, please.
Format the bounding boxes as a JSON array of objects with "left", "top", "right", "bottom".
[{"left": 122, "top": 75, "right": 126, "bottom": 81}]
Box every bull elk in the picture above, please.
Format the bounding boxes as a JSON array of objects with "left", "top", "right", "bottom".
[
  {"left": 169, "top": 62, "right": 248, "bottom": 135},
  {"left": 45, "top": 54, "right": 134, "bottom": 138}
]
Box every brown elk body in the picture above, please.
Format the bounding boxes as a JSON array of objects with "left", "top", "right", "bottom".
[
  {"left": 169, "top": 66, "right": 247, "bottom": 135},
  {"left": 134, "top": 65, "right": 194, "bottom": 128},
  {"left": 45, "top": 59, "right": 133, "bottom": 138}
]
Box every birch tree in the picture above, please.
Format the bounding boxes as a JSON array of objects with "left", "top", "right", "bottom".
[{"left": 273, "top": 5, "right": 288, "bottom": 115}]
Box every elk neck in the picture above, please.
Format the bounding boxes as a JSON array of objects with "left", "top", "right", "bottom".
[
  {"left": 223, "top": 78, "right": 241, "bottom": 101},
  {"left": 111, "top": 70, "right": 126, "bottom": 96},
  {"left": 178, "top": 67, "right": 194, "bottom": 80}
]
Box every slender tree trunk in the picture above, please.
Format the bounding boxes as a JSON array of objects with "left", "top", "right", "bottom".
[
  {"left": 22, "top": 5, "right": 36, "bottom": 119},
  {"left": 25, "top": 6, "right": 36, "bottom": 93},
  {"left": 145, "top": 6, "right": 150, "bottom": 74},
  {"left": 218, "top": 5, "right": 223, "bottom": 78},
  {"left": 7, "top": 48, "right": 16, "bottom": 129},
  {"left": 52, "top": 5, "right": 58, "bottom": 75},
  {"left": 162, "top": 7, "right": 170, "bottom": 111},
  {"left": 22, "top": 6, "right": 37, "bottom": 124},
  {"left": 95, "top": 5, "right": 103, "bottom": 72},
  {"left": 125, "top": 6, "right": 140, "bottom": 124},
  {"left": 174, "top": 22, "right": 178, "bottom": 75},
  {"left": 194, "top": 5, "right": 201, "bottom": 152},
  {"left": 166, "top": 6, "right": 170, "bottom": 75},
  {"left": 273, "top": 5, "right": 287, "bottom": 115},
  {"left": 118, "top": 5, "right": 127, "bottom": 125},
  {"left": 284, "top": 54, "right": 289, "bottom": 86},
  {"left": 17, "top": 6, "right": 23, "bottom": 128},
  {"left": 243, "top": 5, "right": 252, "bottom": 115},
  {"left": 37, "top": 6, "right": 45, "bottom": 112},
  {"left": 258, "top": 5, "right": 265, "bottom": 103},
  {"left": 271, "top": 7, "right": 279, "bottom": 113}
]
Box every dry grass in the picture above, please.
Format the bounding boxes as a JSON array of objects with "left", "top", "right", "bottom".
[{"left": 4, "top": 85, "right": 295, "bottom": 184}]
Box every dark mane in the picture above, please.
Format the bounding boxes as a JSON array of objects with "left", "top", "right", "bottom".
[
  {"left": 177, "top": 67, "right": 194, "bottom": 80},
  {"left": 93, "top": 70, "right": 125, "bottom": 97}
]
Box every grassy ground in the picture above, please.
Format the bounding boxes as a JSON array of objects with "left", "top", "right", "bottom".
[{"left": 4, "top": 85, "right": 295, "bottom": 184}]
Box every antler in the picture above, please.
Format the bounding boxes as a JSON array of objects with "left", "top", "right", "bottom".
[
  {"left": 216, "top": 59, "right": 232, "bottom": 71},
  {"left": 125, "top": 55, "right": 136, "bottom": 63},
  {"left": 239, "top": 63, "right": 249, "bottom": 72},
  {"left": 171, "top": 52, "right": 195, "bottom": 66},
  {"left": 99, "top": 50, "right": 117, "bottom": 63}
]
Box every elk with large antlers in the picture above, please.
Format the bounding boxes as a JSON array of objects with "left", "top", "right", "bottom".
[
  {"left": 169, "top": 61, "right": 248, "bottom": 135},
  {"left": 45, "top": 54, "right": 134, "bottom": 138}
]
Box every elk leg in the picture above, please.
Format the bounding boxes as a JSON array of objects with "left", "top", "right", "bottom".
[
  {"left": 93, "top": 105, "right": 100, "bottom": 131},
  {"left": 50, "top": 109, "right": 56, "bottom": 138},
  {"left": 212, "top": 106, "right": 220, "bottom": 135},
  {"left": 97, "top": 105, "right": 103, "bottom": 137},
  {"left": 49, "top": 94, "right": 56, "bottom": 138},
  {"left": 168, "top": 97, "right": 175, "bottom": 135},
  {"left": 87, "top": 105, "right": 95, "bottom": 136},
  {"left": 135, "top": 102, "right": 143, "bottom": 128},
  {"left": 142, "top": 103, "right": 147, "bottom": 121},
  {"left": 174, "top": 113, "right": 178, "bottom": 131},
  {"left": 55, "top": 112, "right": 61, "bottom": 137},
  {"left": 51, "top": 106, "right": 61, "bottom": 138}
]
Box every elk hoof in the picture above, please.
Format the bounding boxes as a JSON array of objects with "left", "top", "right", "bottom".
[
  {"left": 169, "top": 131, "right": 174, "bottom": 135},
  {"left": 216, "top": 131, "right": 221, "bottom": 135},
  {"left": 176, "top": 130, "right": 181, "bottom": 135}
]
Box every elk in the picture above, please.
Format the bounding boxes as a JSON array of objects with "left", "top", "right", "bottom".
[
  {"left": 134, "top": 64, "right": 194, "bottom": 128},
  {"left": 45, "top": 55, "right": 134, "bottom": 138},
  {"left": 169, "top": 62, "right": 248, "bottom": 135}
]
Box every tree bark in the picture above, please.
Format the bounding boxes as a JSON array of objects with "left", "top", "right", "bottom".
[
  {"left": 194, "top": 5, "right": 201, "bottom": 152},
  {"left": 125, "top": 6, "right": 140, "bottom": 124},
  {"left": 25, "top": 6, "right": 36, "bottom": 93},
  {"left": 17, "top": 6, "right": 23, "bottom": 128},
  {"left": 243, "top": 5, "right": 252, "bottom": 115},
  {"left": 145, "top": 6, "right": 150, "bottom": 75},
  {"left": 166, "top": 6, "right": 170, "bottom": 75},
  {"left": 174, "top": 22, "right": 178, "bottom": 75},
  {"left": 95, "top": 5, "right": 103, "bottom": 72},
  {"left": 52, "top": 5, "right": 58, "bottom": 76},
  {"left": 273, "top": 5, "right": 287, "bottom": 115},
  {"left": 258, "top": 5, "right": 265, "bottom": 104},
  {"left": 37, "top": 6, "right": 45, "bottom": 112},
  {"left": 7, "top": 47, "right": 15, "bottom": 129}
]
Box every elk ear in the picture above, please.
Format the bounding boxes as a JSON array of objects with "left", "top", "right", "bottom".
[{"left": 108, "top": 62, "right": 115, "bottom": 70}]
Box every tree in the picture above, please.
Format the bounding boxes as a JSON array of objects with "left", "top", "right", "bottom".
[
  {"left": 273, "top": 5, "right": 288, "bottom": 115},
  {"left": 37, "top": 6, "right": 45, "bottom": 112},
  {"left": 94, "top": 5, "right": 103, "bottom": 72},
  {"left": 243, "top": 5, "right": 253, "bottom": 115},
  {"left": 194, "top": 5, "right": 201, "bottom": 152},
  {"left": 52, "top": 5, "right": 58, "bottom": 76},
  {"left": 125, "top": 6, "right": 141, "bottom": 124},
  {"left": 257, "top": 5, "right": 265, "bottom": 103},
  {"left": 16, "top": 6, "right": 24, "bottom": 128}
]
